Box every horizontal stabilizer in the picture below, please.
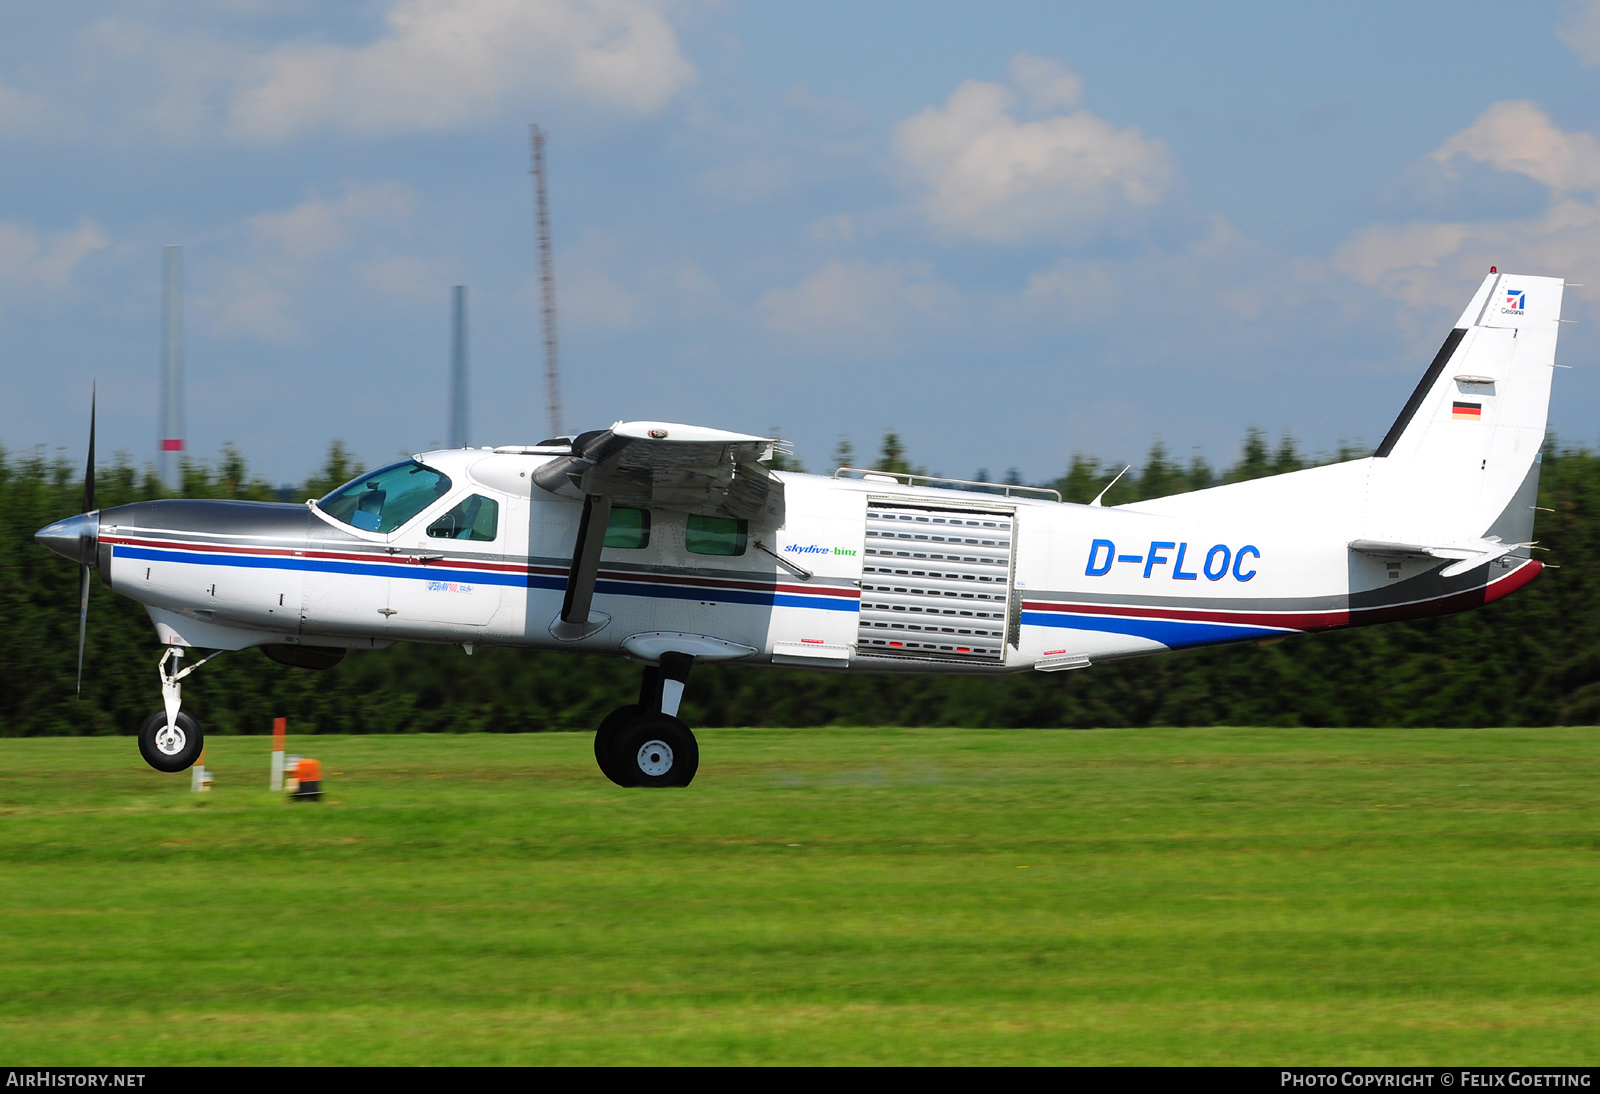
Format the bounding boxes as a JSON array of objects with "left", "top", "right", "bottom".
[{"left": 1348, "top": 537, "right": 1531, "bottom": 578}]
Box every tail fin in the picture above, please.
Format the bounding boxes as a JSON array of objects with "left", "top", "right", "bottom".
[{"left": 1365, "top": 272, "right": 1564, "bottom": 547}]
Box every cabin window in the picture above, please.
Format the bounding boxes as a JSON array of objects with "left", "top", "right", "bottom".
[
  {"left": 318, "top": 461, "right": 453, "bottom": 534},
  {"left": 427, "top": 494, "right": 499, "bottom": 541},
  {"left": 686, "top": 514, "right": 747, "bottom": 556},
  {"left": 604, "top": 507, "right": 650, "bottom": 549}
]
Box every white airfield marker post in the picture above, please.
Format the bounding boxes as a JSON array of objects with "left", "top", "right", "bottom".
[{"left": 190, "top": 745, "right": 211, "bottom": 792}]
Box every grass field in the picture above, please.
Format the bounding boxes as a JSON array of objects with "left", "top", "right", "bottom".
[{"left": 1, "top": 726, "right": 1597, "bottom": 1065}]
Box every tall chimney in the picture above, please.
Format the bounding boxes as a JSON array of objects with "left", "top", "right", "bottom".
[
  {"left": 159, "top": 246, "right": 184, "bottom": 489},
  {"left": 449, "top": 285, "right": 468, "bottom": 448}
]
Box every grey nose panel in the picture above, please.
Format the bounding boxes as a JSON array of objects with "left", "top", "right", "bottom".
[{"left": 36, "top": 512, "right": 100, "bottom": 567}]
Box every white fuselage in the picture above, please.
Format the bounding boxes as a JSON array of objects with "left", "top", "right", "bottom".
[{"left": 95, "top": 448, "right": 1541, "bottom": 676}]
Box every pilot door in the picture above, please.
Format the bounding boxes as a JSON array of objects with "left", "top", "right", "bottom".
[
  {"left": 856, "top": 501, "right": 1017, "bottom": 663},
  {"left": 386, "top": 491, "right": 506, "bottom": 628}
]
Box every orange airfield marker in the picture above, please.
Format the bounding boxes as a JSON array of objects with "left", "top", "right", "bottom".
[{"left": 270, "top": 717, "right": 286, "bottom": 791}]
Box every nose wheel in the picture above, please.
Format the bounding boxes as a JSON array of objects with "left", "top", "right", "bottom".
[
  {"left": 138, "top": 709, "right": 204, "bottom": 773},
  {"left": 136, "top": 646, "right": 223, "bottom": 773}
]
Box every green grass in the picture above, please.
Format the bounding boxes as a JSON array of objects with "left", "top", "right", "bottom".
[{"left": 1, "top": 727, "right": 1597, "bottom": 1065}]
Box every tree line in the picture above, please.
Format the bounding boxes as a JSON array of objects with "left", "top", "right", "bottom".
[{"left": 3, "top": 430, "right": 1599, "bottom": 737}]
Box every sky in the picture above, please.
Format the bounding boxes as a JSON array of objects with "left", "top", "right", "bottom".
[{"left": 6, "top": 0, "right": 1600, "bottom": 487}]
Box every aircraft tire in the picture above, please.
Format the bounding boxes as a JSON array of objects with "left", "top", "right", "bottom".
[
  {"left": 137, "top": 710, "right": 204, "bottom": 774},
  {"left": 595, "top": 704, "right": 644, "bottom": 787},
  {"left": 614, "top": 714, "right": 698, "bottom": 789}
]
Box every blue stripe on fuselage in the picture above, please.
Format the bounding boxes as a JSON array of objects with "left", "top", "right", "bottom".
[
  {"left": 1020, "top": 609, "right": 1287, "bottom": 648},
  {"left": 115, "top": 544, "right": 859, "bottom": 612},
  {"left": 116, "top": 544, "right": 530, "bottom": 587}
]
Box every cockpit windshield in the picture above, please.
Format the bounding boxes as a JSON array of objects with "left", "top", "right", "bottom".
[{"left": 318, "top": 461, "right": 453, "bottom": 534}]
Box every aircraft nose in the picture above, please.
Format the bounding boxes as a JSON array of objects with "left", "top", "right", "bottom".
[{"left": 36, "top": 512, "right": 100, "bottom": 568}]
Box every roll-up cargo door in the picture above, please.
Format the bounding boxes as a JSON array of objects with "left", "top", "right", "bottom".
[{"left": 856, "top": 502, "right": 1014, "bottom": 662}]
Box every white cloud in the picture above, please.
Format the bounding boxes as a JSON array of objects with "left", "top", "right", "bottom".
[
  {"left": 560, "top": 246, "right": 727, "bottom": 333},
  {"left": 76, "top": 17, "right": 253, "bottom": 144},
  {"left": 1431, "top": 100, "right": 1600, "bottom": 193},
  {"left": 1023, "top": 215, "right": 1321, "bottom": 347},
  {"left": 0, "top": 220, "right": 109, "bottom": 290},
  {"left": 1008, "top": 53, "right": 1082, "bottom": 113},
  {"left": 1558, "top": 0, "right": 1600, "bottom": 64},
  {"left": 561, "top": 263, "right": 639, "bottom": 330},
  {"left": 893, "top": 55, "right": 1175, "bottom": 244},
  {"left": 1336, "top": 102, "right": 1600, "bottom": 323},
  {"left": 0, "top": 79, "right": 54, "bottom": 133},
  {"left": 207, "top": 268, "right": 301, "bottom": 343},
  {"left": 758, "top": 259, "right": 961, "bottom": 352},
  {"left": 357, "top": 255, "right": 450, "bottom": 299},
  {"left": 196, "top": 182, "right": 432, "bottom": 343},
  {"left": 249, "top": 183, "right": 417, "bottom": 259},
  {"left": 807, "top": 214, "right": 856, "bottom": 242},
  {"left": 1335, "top": 200, "right": 1600, "bottom": 314},
  {"left": 227, "top": 0, "right": 696, "bottom": 141}
]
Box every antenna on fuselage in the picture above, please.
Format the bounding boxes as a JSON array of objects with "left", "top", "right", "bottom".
[
  {"left": 1089, "top": 465, "right": 1132, "bottom": 507},
  {"left": 449, "top": 285, "right": 469, "bottom": 448},
  {"left": 530, "top": 124, "right": 563, "bottom": 440},
  {"left": 159, "top": 246, "right": 184, "bottom": 489}
]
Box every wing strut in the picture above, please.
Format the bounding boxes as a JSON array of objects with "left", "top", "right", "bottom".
[{"left": 550, "top": 493, "right": 613, "bottom": 641}]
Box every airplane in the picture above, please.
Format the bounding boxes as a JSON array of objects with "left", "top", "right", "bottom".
[{"left": 36, "top": 269, "right": 1564, "bottom": 787}]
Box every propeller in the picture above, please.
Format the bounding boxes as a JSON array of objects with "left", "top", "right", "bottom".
[{"left": 76, "top": 384, "right": 95, "bottom": 697}]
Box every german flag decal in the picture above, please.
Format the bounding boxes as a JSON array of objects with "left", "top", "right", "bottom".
[{"left": 1452, "top": 401, "right": 1483, "bottom": 421}]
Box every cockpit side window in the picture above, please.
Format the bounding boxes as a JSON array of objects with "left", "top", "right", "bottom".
[
  {"left": 604, "top": 507, "right": 650, "bottom": 549},
  {"left": 319, "top": 461, "right": 453, "bottom": 534},
  {"left": 428, "top": 494, "right": 499, "bottom": 541}
]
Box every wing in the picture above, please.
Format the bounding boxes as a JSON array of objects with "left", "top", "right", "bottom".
[
  {"left": 532, "top": 421, "right": 784, "bottom": 525},
  {"left": 534, "top": 421, "right": 786, "bottom": 641}
]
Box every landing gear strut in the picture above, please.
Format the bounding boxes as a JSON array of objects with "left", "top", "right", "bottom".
[
  {"left": 594, "top": 652, "right": 699, "bottom": 788},
  {"left": 137, "top": 647, "right": 223, "bottom": 774}
]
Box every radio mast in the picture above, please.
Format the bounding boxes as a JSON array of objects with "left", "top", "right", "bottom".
[{"left": 530, "top": 124, "right": 562, "bottom": 440}]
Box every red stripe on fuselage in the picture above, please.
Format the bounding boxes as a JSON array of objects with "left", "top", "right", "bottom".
[
  {"left": 103, "top": 535, "right": 529, "bottom": 574},
  {"left": 102, "top": 534, "right": 859, "bottom": 600},
  {"left": 1023, "top": 559, "right": 1541, "bottom": 633}
]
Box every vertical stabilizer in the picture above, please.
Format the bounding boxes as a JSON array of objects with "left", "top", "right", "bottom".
[{"left": 1365, "top": 272, "right": 1564, "bottom": 546}]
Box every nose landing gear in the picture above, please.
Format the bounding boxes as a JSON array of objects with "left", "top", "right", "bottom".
[
  {"left": 594, "top": 651, "right": 699, "bottom": 788},
  {"left": 137, "top": 647, "right": 224, "bottom": 774}
]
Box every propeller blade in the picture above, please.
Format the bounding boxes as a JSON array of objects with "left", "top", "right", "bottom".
[
  {"left": 82, "top": 382, "right": 96, "bottom": 514},
  {"left": 77, "top": 385, "right": 96, "bottom": 698},
  {"left": 76, "top": 564, "right": 90, "bottom": 698}
]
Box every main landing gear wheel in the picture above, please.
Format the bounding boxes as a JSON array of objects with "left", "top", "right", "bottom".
[
  {"left": 613, "top": 713, "right": 699, "bottom": 789},
  {"left": 595, "top": 704, "right": 644, "bottom": 787},
  {"left": 138, "top": 710, "right": 204, "bottom": 773}
]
